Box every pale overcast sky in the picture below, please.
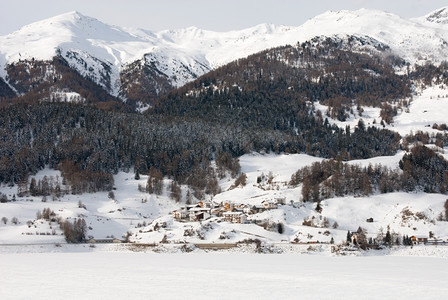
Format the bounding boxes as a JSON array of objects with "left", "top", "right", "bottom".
[{"left": 0, "top": 0, "right": 447, "bottom": 35}]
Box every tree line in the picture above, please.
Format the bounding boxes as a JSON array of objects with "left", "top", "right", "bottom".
[{"left": 291, "top": 145, "right": 448, "bottom": 202}]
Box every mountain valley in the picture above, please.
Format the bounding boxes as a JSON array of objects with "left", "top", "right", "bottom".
[{"left": 1, "top": 7, "right": 448, "bottom": 253}]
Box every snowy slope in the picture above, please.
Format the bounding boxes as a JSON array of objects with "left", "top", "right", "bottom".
[
  {"left": 2, "top": 152, "right": 448, "bottom": 248},
  {"left": 1, "top": 8, "right": 448, "bottom": 97},
  {"left": 313, "top": 83, "right": 448, "bottom": 138}
]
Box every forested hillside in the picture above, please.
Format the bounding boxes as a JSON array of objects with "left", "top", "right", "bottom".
[
  {"left": 154, "top": 36, "right": 410, "bottom": 122},
  {"left": 1, "top": 56, "right": 126, "bottom": 110},
  {"left": 1, "top": 36, "right": 448, "bottom": 200}
]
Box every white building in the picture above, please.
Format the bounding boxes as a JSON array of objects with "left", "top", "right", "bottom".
[{"left": 222, "top": 212, "right": 247, "bottom": 224}]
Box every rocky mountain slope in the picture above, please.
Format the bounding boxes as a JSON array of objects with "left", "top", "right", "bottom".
[{"left": 1, "top": 7, "right": 448, "bottom": 108}]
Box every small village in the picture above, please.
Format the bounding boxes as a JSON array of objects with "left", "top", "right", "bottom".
[
  {"left": 169, "top": 198, "right": 448, "bottom": 247},
  {"left": 171, "top": 198, "right": 286, "bottom": 223}
]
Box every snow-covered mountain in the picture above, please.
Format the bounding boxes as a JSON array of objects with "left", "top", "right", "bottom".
[
  {"left": 1, "top": 7, "right": 448, "bottom": 105},
  {"left": 419, "top": 6, "right": 448, "bottom": 25},
  {"left": 2, "top": 7, "right": 448, "bottom": 258}
]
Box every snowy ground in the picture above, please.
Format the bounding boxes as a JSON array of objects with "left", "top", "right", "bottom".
[
  {"left": 315, "top": 84, "right": 448, "bottom": 137},
  {"left": 0, "top": 251, "right": 447, "bottom": 299},
  {"left": 1, "top": 152, "right": 448, "bottom": 247}
]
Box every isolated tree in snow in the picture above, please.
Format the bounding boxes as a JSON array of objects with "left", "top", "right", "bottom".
[
  {"left": 1, "top": 217, "right": 8, "bottom": 224},
  {"left": 231, "top": 173, "right": 247, "bottom": 189},
  {"left": 356, "top": 227, "right": 368, "bottom": 249},
  {"left": 384, "top": 229, "right": 392, "bottom": 246},
  {"left": 108, "top": 191, "right": 115, "bottom": 200},
  {"left": 332, "top": 221, "right": 339, "bottom": 229},
  {"left": 0, "top": 193, "right": 7, "bottom": 203},
  {"left": 62, "top": 218, "right": 87, "bottom": 243},
  {"left": 315, "top": 201, "right": 322, "bottom": 213},
  {"left": 445, "top": 199, "right": 448, "bottom": 221},
  {"left": 78, "top": 200, "right": 86, "bottom": 209},
  {"left": 277, "top": 223, "right": 284, "bottom": 234}
]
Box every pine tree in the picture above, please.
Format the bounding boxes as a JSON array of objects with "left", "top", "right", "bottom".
[
  {"left": 445, "top": 199, "right": 448, "bottom": 221},
  {"left": 384, "top": 229, "right": 392, "bottom": 246},
  {"left": 332, "top": 221, "right": 339, "bottom": 229},
  {"left": 30, "top": 178, "right": 37, "bottom": 196},
  {"left": 302, "top": 177, "right": 311, "bottom": 202},
  {"left": 356, "top": 227, "right": 368, "bottom": 249},
  {"left": 277, "top": 223, "right": 284, "bottom": 234},
  {"left": 315, "top": 201, "right": 322, "bottom": 213}
]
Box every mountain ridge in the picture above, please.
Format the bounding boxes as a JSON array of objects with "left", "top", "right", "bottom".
[
  {"left": 1, "top": 7, "right": 448, "bottom": 106},
  {"left": 418, "top": 6, "right": 448, "bottom": 25}
]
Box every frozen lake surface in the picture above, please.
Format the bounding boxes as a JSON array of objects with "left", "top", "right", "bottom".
[{"left": 1, "top": 252, "right": 447, "bottom": 299}]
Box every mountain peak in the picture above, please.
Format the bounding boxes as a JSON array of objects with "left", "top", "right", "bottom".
[
  {"left": 2, "top": 7, "right": 448, "bottom": 99},
  {"left": 58, "top": 10, "right": 86, "bottom": 19},
  {"left": 25, "top": 10, "right": 97, "bottom": 28},
  {"left": 423, "top": 7, "right": 448, "bottom": 24}
]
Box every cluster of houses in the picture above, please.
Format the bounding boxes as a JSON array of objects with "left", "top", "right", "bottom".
[
  {"left": 409, "top": 235, "right": 448, "bottom": 245},
  {"left": 172, "top": 198, "right": 285, "bottom": 224},
  {"left": 349, "top": 233, "right": 447, "bottom": 246}
]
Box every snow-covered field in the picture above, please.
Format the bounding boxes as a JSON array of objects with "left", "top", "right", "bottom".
[{"left": 0, "top": 251, "right": 447, "bottom": 299}]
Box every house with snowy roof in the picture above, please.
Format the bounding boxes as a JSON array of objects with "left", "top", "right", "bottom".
[
  {"left": 222, "top": 212, "right": 247, "bottom": 224},
  {"left": 410, "top": 235, "right": 428, "bottom": 244}
]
